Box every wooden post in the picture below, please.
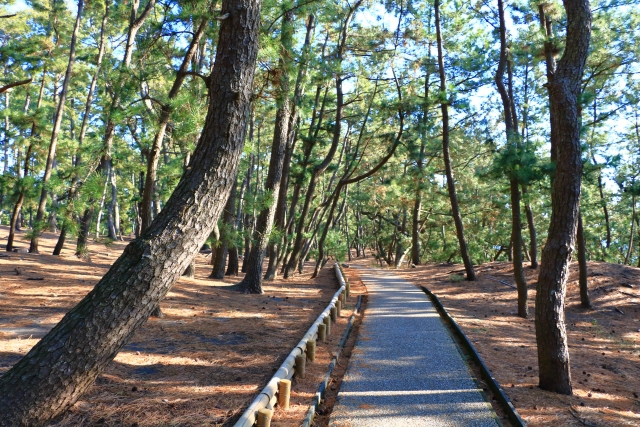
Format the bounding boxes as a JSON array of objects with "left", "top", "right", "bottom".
[
  {"left": 323, "top": 315, "right": 331, "bottom": 336},
  {"left": 330, "top": 306, "right": 337, "bottom": 323},
  {"left": 336, "top": 299, "right": 341, "bottom": 318},
  {"left": 295, "top": 353, "right": 306, "bottom": 379},
  {"left": 346, "top": 279, "right": 350, "bottom": 298},
  {"left": 257, "top": 408, "right": 273, "bottom": 427},
  {"left": 306, "top": 339, "right": 316, "bottom": 362},
  {"left": 317, "top": 323, "right": 326, "bottom": 343},
  {"left": 278, "top": 379, "right": 291, "bottom": 410}
]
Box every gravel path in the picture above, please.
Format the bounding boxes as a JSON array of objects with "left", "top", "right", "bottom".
[{"left": 330, "top": 267, "right": 500, "bottom": 427}]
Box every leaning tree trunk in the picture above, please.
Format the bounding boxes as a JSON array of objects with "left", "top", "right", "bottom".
[
  {"left": 0, "top": 3, "right": 261, "bottom": 425},
  {"left": 434, "top": 0, "right": 475, "bottom": 280},
  {"left": 535, "top": 0, "right": 591, "bottom": 396},
  {"left": 29, "top": 0, "right": 84, "bottom": 254}
]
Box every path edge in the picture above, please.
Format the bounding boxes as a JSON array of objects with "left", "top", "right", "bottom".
[
  {"left": 233, "top": 264, "right": 346, "bottom": 427},
  {"left": 419, "top": 285, "right": 527, "bottom": 427}
]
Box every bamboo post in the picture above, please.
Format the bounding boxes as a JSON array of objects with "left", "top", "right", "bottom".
[
  {"left": 257, "top": 408, "right": 273, "bottom": 427},
  {"left": 277, "top": 379, "right": 291, "bottom": 410},
  {"left": 306, "top": 339, "right": 316, "bottom": 362},
  {"left": 323, "top": 315, "right": 331, "bottom": 336},
  {"left": 295, "top": 354, "right": 306, "bottom": 379},
  {"left": 317, "top": 323, "right": 327, "bottom": 343},
  {"left": 336, "top": 299, "right": 341, "bottom": 318},
  {"left": 346, "top": 279, "right": 350, "bottom": 298},
  {"left": 330, "top": 306, "right": 337, "bottom": 323}
]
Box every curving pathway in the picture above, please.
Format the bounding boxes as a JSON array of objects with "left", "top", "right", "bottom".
[{"left": 330, "top": 267, "right": 500, "bottom": 427}]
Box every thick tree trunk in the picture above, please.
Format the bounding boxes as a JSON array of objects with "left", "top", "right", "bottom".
[
  {"left": 535, "top": 0, "right": 591, "bottom": 396},
  {"left": 0, "top": 2, "right": 261, "bottom": 424},
  {"left": 29, "top": 0, "right": 84, "bottom": 254},
  {"left": 434, "top": 0, "right": 475, "bottom": 280}
]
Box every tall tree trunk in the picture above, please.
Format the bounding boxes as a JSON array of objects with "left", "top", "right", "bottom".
[
  {"left": 284, "top": 2, "right": 362, "bottom": 279},
  {"left": 140, "top": 18, "right": 209, "bottom": 233},
  {"left": 264, "top": 14, "right": 315, "bottom": 281},
  {"left": 0, "top": 2, "right": 261, "bottom": 424},
  {"left": 495, "top": 0, "right": 527, "bottom": 316},
  {"left": 29, "top": 0, "right": 84, "bottom": 253},
  {"left": 535, "top": 0, "right": 591, "bottom": 395},
  {"left": 434, "top": 0, "right": 475, "bottom": 280},
  {"left": 237, "top": 9, "right": 294, "bottom": 293}
]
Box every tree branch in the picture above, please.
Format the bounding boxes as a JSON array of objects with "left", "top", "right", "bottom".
[{"left": 0, "top": 78, "right": 33, "bottom": 94}]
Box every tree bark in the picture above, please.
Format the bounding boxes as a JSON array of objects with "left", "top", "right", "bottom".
[
  {"left": 434, "top": 0, "right": 475, "bottom": 280},
  {"left": 535, "top": 0, "right": 591, "bottom": 395},
  {"left": 0, "top": 2, "right": 261, "bottom": 424}
]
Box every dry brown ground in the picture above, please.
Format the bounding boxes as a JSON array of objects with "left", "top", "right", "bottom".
[
  {"left": 346, "top": 257, "right": 640, "bottom": 427},
  {"left": 0, "top": 226, "right": 363, "bottom": 427}
]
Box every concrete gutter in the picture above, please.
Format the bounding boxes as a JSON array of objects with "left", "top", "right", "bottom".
[{"left": 420, "top": 285, "right": 527, "bottom": 427}]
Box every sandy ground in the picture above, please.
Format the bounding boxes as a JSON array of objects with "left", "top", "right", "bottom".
[
  {"left": 346, "top": 257, "right": 640, "bottom": 427},
  {"left": 0, "top": 226, "right": 364, "bottom": 426}
]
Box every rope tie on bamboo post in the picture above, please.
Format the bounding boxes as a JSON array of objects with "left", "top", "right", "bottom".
[
  {"left": 277, "top": 379, "right": 291, "bottom": 410},
  {"left": 317, "top": 323, "right": 327, "bottom": 343},
  {"left": 330, "top": 306, "right": 337, "bottom": 323},
  {"left": 256, "top": 408, "right": 273, "bottom": 427},
  {"left": 323, "top": 315, "right": 331, "bottom": 336},
  {"left": 295, "top": 353, "right": 306, "bottom": 379},
  {"left": 306, "top": 339, "right": 316, "bottom": 362}
]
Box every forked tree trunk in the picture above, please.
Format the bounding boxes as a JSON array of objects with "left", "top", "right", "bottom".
[
  {"left": 535, "top": 0, "right": 591, "bottom": 396},
  {"left": 434, "top": 0, "right": 475, "bottom": 280},
  {"left": 0, "top": 2, "right": 261, "bottom": 424}
]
